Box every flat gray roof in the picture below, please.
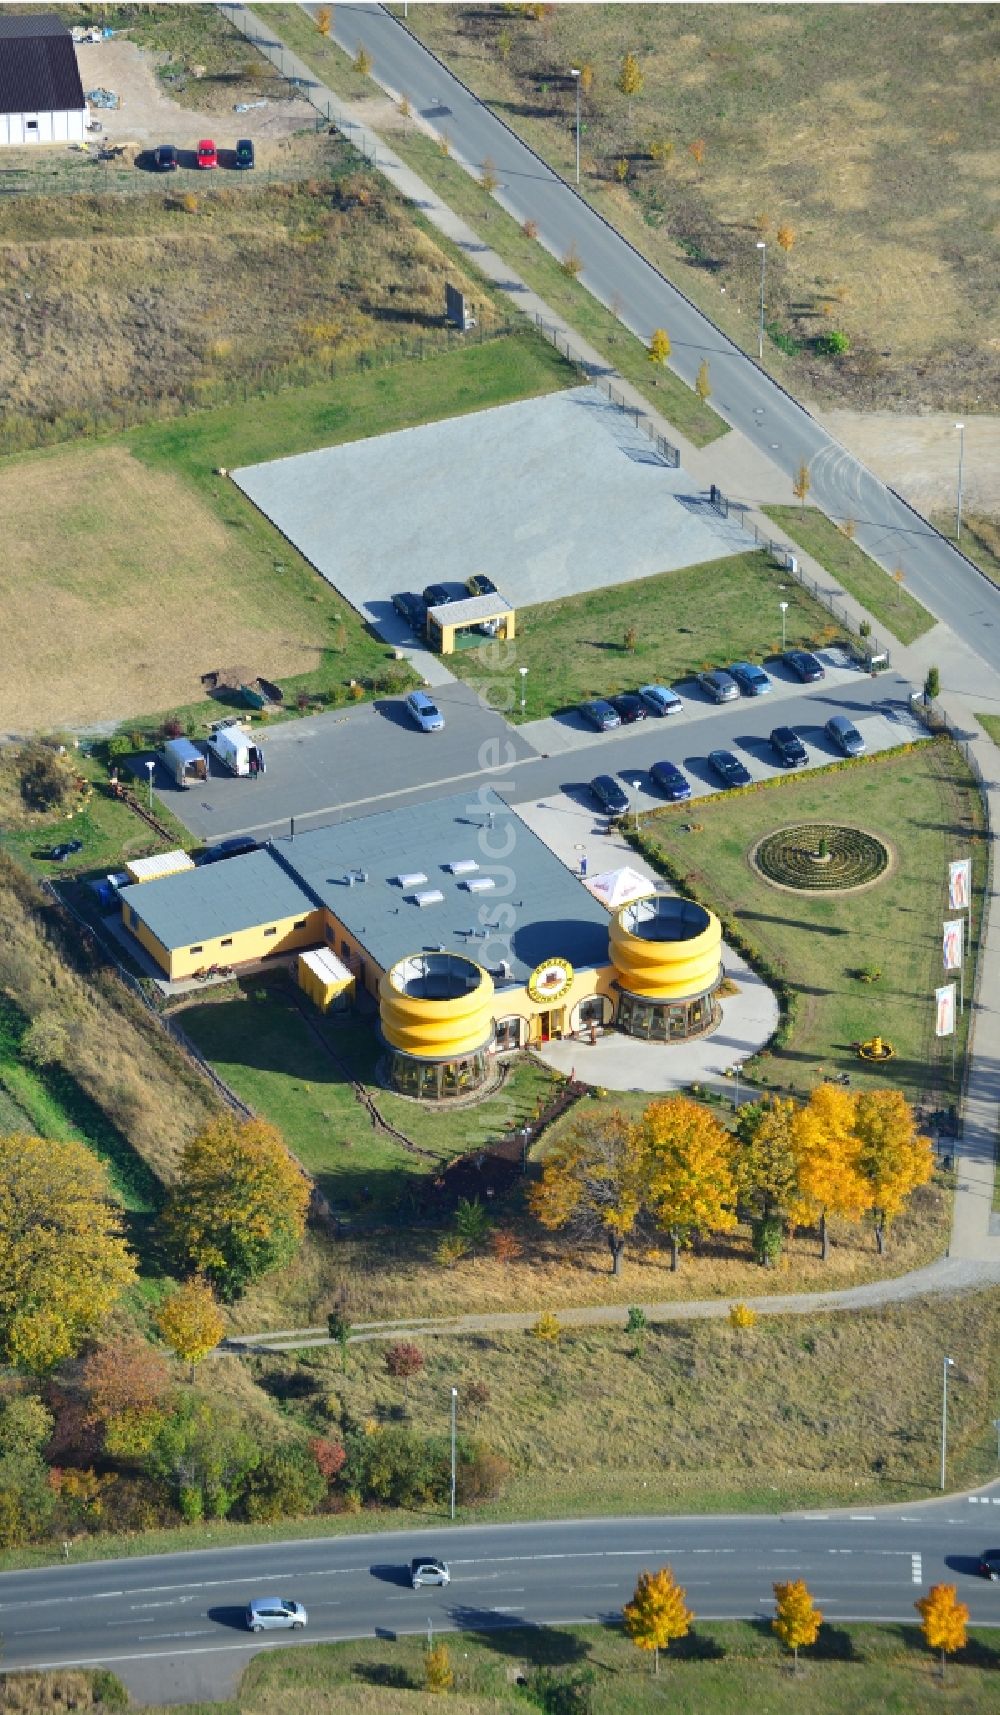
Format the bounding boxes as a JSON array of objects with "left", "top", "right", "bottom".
[
  {"left": 270, "top": 788, "right": 611, "bottom": 986},
  {"left": 428, "top": 593, "right": 512, "bottom": 625},
  {"left": 122, "top": 848, "right": 318, "bottom": 952}
]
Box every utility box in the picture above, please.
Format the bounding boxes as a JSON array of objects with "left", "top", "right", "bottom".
[{"left": 298, "top": 947, "right": 354, "bottom": 1013}]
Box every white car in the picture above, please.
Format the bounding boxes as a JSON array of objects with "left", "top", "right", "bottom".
[
  {"left": 639, "top": 683, "right": 683, "bottom": 717},
  {"left": 246, "top": 1597, "right": 307, "bottom": 1632},
  {"left": 411, "top": 1556, "right": 451, "bottom": 1589},
  {"left": 405, "top": 691, "right": 445, "bottom": 733}
]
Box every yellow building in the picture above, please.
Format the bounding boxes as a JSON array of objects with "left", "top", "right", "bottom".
[{"left": 425, "top": 593, "right": 515, "bottom": 655}]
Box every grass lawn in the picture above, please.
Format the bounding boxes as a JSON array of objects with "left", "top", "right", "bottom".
[
  {"left": 398, "top": 4, "right": 1000, "bottom": 417},
  {"left": 763, "top": 507, "right": 935, "bottom": 645},
  {"left": 449, "top": 549, "right": 838, "bottom": 721},
  {"left": 1, "top": 332, "right": 569, "bottom": 734},
  {"left": 934, "top": 512, "right": 1000, "bottom": 586},
  {"left": 267, "top": 7, "right": 726, "bottom": 449},
  {"left": 0, "top": 747, "right": 195, "bottom": 884},
  {"left": 976, "top": 714, "right": 1000, "bottom": 748},
  {"left": 176, "top": 981, "right": 560, "bottom": 1221},
  {"left": 138, "top": 1619, "right": 1000, "bottom": 1715},
  {"left": 635, "top": 737, "right": 985, "bottom": 1104}
]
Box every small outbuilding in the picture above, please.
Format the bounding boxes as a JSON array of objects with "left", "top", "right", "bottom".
[
  {"left": 0, "top": 14, "right": 88, "bottom": 147},
  {"left": 297, "top": 947, "right": 355, "bottom": 1013},
  {"left": 426, "top": 593, "right": 515, "bottom": 656},
  {"left": 124, "top": 851, "right": 195, "bottom": 886},
  {"left": 162, "top": 738, "right": 208, "bottom": 789}
]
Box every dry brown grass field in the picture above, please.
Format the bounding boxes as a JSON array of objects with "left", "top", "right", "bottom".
[{"left": 403, "top": 3, "right": 1000, "bottom": 413}]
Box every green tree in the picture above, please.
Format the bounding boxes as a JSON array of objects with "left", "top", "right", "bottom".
[
  {"left": 19, "top": 1011, "right": 68, "bottom": 1067},
  {"left": 853, "top": 1089, "right": 933, "bottom": 1254},
  {"left": 735, "top": 1099, "right": 800, "bottom": 1265},
  {"left": 242, "top": 1442, "right": 327, "bottom": 1523},
  {"left": 642, "top": 1096, "right": 737, "bottom": 1270},
  {"left": 162, "top": 1117, "right": 310, "bottom": 1299},
  {"left": 0, "top": 1393, "right": 56, "bottom": 1548},
  {"left": 146, "top": 1393, "right": 259, "bottom": 1521},
  {"left": 17, "top": 741, "right": 75, "bottom": 812},
  {"left": 924, "top": 666, "right": 940, "bottom": 704},
  {"left": 623, "top": 1566, "right": 693, "bottom": 1674},
  {"left": 0, "top": 1133, "right": 136, "bottom": 1372},
  {"left": 455, "top": 1196, "right": 492, "bottom": 1251},
  {"left": 529, "top": 1110, "right": 646, "bottom": 1275}
]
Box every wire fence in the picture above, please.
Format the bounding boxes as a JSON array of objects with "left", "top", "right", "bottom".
[{"left": 531, "top": 311, "right": 682, "bottom": 467}]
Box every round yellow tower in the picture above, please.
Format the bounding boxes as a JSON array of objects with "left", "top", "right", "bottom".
[
  {"left": 379, "top": 952, "right": 495, "bottom": 1098},
  {"left": 610, "top": 894, "right": 722, "bottom": 1040}
]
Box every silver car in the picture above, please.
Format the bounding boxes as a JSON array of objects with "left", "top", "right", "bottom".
[
  {"left": 246, "top": 1597, "right": 308, "bottom": 1633},
  {"left": 639, "top": 683, "right": 683, "bottom": 717},
  {"left": 411, "top": 1556, "right": 451, "bottom": 1589},
  {"left": 405, "top": 690, "right": 445, "bottom": 733},
  {"left": 697, "top": 668, "right": 739, "bottom": 703}
]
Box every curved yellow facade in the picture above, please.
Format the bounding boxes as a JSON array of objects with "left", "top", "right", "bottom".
[
  {"left": 379, "top": 953, "right": 495, "bottom": 1059},
  {"left": 610, "top": 894, "right": 722, "bottom": 1001}
]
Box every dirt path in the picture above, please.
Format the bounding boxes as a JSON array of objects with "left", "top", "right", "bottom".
[{"left": 810, "top": 407, "right": 1000, "bottom": 518}]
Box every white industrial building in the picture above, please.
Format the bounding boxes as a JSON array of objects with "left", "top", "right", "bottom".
[{"left": 0, "top": 14, "right": 87, "bottom": 147}]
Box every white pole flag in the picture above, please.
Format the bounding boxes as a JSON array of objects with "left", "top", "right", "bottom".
[
  {"left": 948, "top": 859, "right": 971, "bottom": 911},
  {"left": 943, "top": 919, "right": 964, "bottom": 972},
  {"left": 935, "top": 983, "right": 956, "bottom": 1038}
]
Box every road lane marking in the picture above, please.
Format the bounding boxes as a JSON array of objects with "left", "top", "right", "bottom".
[
  {"left": 849, "top": 1515, "right": 877, "bottom": 1521},
  {"left": 912, "top": 1555, "right": 923, "bottom": 1585}
]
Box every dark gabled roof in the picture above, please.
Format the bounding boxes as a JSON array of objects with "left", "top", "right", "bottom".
[{"left": 0, "top": 13, "right": 86, "bottom": 116}]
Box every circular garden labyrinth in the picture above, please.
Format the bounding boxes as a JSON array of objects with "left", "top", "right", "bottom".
[{"left": 751, "top": 823, "right": 891, "bottom": 893}]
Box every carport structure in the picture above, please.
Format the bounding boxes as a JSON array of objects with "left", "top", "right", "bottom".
[{"left": 427, "top": 592, "right": 515, "bottom": 654}]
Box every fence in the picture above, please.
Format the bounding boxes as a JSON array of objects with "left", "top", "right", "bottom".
[{"left": 531, "top": 311, "right": 681, "bottom": 466}]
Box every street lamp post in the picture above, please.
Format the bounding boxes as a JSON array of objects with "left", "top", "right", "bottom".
[
  {"left": 145, "top": 758, "right": 155, "bottom": 810},
  {"left": 779, "top": 600, "right": 789, "bottom": 652},
  {"left": 955, "top": 422, "right": 965, "bottom": 543},
  {"left": 519, "top": 665, "right": 528, "bottom": 714},
  {"left": 940, "top": 1355, "right": 956, "bottom": 1490},
  {"left": 570, "top": 69, "right": 581, "bottom": 186},
  {"left": 756, "top": 240, "right": 767, "bottom": 361},
  {"left": 450, "top": 1387, "right": 458, "bottom": 1520}
]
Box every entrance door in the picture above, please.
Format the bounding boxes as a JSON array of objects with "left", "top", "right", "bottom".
[{"left": 538, "top": 1007, "right": 564, "bottom": 1043}]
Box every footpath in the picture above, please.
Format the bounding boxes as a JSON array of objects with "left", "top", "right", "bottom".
[{"left": 223, "top": 5, "right": 1000, "bottom": 1276}]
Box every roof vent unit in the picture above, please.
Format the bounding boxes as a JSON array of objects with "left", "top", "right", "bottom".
[
  {"left": 463, "top": 876, "right": 496, "bottom": 892},
  {"left": 447, "top": 858, "right": 479, "bottom": 875},
  {"left": 397, "top": 871, "right": 428, "bottom": 888},
  {"left": 412, "top": 889, "right": 445, "bottom": 908},
  {"left": 495, "top": 959, "right": 512, "bottom": 981},
  {"left": 346, "top": 870, "right": 369, "bottom": 888}
]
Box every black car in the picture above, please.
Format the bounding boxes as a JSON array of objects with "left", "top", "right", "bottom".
[
  {"left": 392, "top": 591, "right": 427, "bottom": 632},
  {"left": 234, "top": 137, "right": 255, "bottom": 170},
  {"left": 650, "top": 760, "right": 691, "bottom": 801},
  {"left": 422, "top": 583, "right": 454, "bottom": 608},
  {"left": 590, "top": 774, "right": 630, "bottom": 815},
  {"left": 466, "top": 573, "right": 498, "bottom": 597},
  {"left": 201, "top": 836, "right": 258, "bottom": 865},
  {"left": 152, "top": 143, "right": 178, "bottom": 171},
  {"left": 49, "top": 838, "right": 83, "bottom": 862},
  {"left": 579, "top": 699, "right": 621, "bottom": 732},
  {"left": 708, "top": 749, "right": 752, "bottom": 789},
  {"left": 979, "top": 1550, "right": 1000, "bottom": 1581},
  {"left": 610, "top": 693, "right": 648, "bottom": 725},
  {"left": 784, "top": 649, "right": 825, "bottom": 683},
  {"left": 770, "top": 725, "right": 808, "bottom": 767}
]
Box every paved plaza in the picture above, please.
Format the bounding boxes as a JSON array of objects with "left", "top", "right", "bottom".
[{"left": 231, "top": 385, "right": 755, "bottom": 627}]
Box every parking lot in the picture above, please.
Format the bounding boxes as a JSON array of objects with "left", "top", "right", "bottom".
[{"left": 231, "top": 385, "right": 755, "bottom": 630}]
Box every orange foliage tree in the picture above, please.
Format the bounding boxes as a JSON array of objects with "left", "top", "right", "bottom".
[
  {"left": 529, "top": 1110, "right": 646, "bottom": 1276},
  {"left": 916, "top": 1583, "right": 968, "bottom": 1681},
  {"left": 772, "top": 1579, "right": 822, "bottom": 1669},
  {"left": 623, "top": 1567, "right": 693, "bottom": 1674},
  {"left": 853, "top": 1089, "right": 933, "bottom": 1254}
]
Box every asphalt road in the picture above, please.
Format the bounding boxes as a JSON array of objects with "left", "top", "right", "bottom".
[
  {"left": 318, "top": 4, "right": 1000, "bottom": 672},
  {"left": 158, "top": 663, "right": 921, "bottom": 843},
  {"left": 4, "top": 1502, "right": 1000, "bottom": 1701}
]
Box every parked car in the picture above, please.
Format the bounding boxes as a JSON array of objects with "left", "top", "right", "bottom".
[
  {"left": 405, "top": 690, "right": 445, "bottom": 732},
  {"left": 412, "top": 1557, "right": 451, "bottom": 1590},
  {"left": 650, "top": 760, "right": 692, "bottom": 801},
  {"left": 152, "top": 143, "right": 177, "bottom": 171},
  {"left": 708, "top": 749, "right": 752, "bottom": 788},
  {"left": 610, "top": 693, "right": 648, "bottom": 725},
  {"left": 579, "top": 699, "right": 621, "bottom": 732},
  {"left": 422, "top": 583, "right": 454, "bottom": 609},
  {"left": 978, "top": 1550, "right": 1000, "bottom": 1581},
  {"left": 246, "top": 1597, "right": 307, "bottom": 1633},
  {"left": 770, "top": 725, "right": 808, "bottom": 768},
  {"left": 49, "top": 838, "right": 83, "bottom": 862},
  {"left": 729, "top": 660, "right": 772, "bottom": 697},
  {"left": 392, "top": 590, "right": 427, "bottom": 632},
  {"left": 196, "top": 139, "right": 218, "bottom": 170},
  {"left": 825, "top": 714, "right": 866, "bottom": 756},
  {"left": 234, "top": 137, "right": 255, "bottom": 169},
  {"left": 201, "top": 836, "right": 258, "bottom": 865},
  {"left": 639, "top": 683, "right": 683, "bottom": 717},
  {"left": 466, "top": 573, "right": 498, "bottom": 597},
  {"left": 590, "top": 774, "right": 630, "bottom": 815},
  {"left": 697, "top": 668, "right": 739, "bottom": 704},
  {"left": 784, "top": 648, "right": 825, "bottom": 682}
]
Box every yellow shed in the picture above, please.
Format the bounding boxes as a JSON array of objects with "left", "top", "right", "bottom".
[
  {"left": 298, "top": 946, "right": 355, "bottom": 1012},
  {"left": 426, "top": 593, "right": 515, "bottom": 656},
  {"left": 124, "top": 850, "right": 195, "bottom": 884}
]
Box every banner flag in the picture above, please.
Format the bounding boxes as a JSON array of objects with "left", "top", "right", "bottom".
[
  {"left": 943, "top": 918, "right": 964, "bottom": 972},
  {"left": 935, "top": 983, "right": 956, "bottom": 1038},
  {"left": 949, "top": 859, "right": 971, "bottom": 911}
]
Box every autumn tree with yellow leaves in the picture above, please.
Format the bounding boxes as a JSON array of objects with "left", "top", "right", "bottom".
[
  {"left": 530, "top": 1110, "right": 645, "bottom": 1275},
  {"left": 162, "top": 1117, "right": 311, "bottom": 1300},
  {"left": 642, "top": 1096, "right": 737, "bottom": 1271},
  {"left": 0, "top": 1132, "right": 136, "bottom": 1372},
  {"left": 916, "top": 1583, "right": 968, "bottom": 1681},
  {"left": 624, "top": 1566, "right": 693, "bottom": 1674},
  {"left": 772, "top": 1579, "right": 823, "bottom": 1669},
  {"left": 853, "top": 1089, "right": 933, "bottom": 1254},
  {"left": 648, "top": 328, "right": 671, "bottom": 366},
  {"left": 156, "top": 1279, "right": 226, "bottom": 1381},
  {"left": 792, "top": 1083, "right": 867, "bottom": 1260},
  {"left": 735, "top": 1098, "right": 801, "bottom": 1266}
]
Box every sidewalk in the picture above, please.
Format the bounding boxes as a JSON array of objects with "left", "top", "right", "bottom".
[{"left": 228, "top": 7, "right": 1000, "bottom": 1266}]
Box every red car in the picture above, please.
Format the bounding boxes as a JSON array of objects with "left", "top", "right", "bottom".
[{"left": 196, "top": 139, "right": 218, "bottom": 170}]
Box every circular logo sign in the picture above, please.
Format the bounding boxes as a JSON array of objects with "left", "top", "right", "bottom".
[{"left": 527, "top": 957, "right": 574, "bottom": 1004}]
